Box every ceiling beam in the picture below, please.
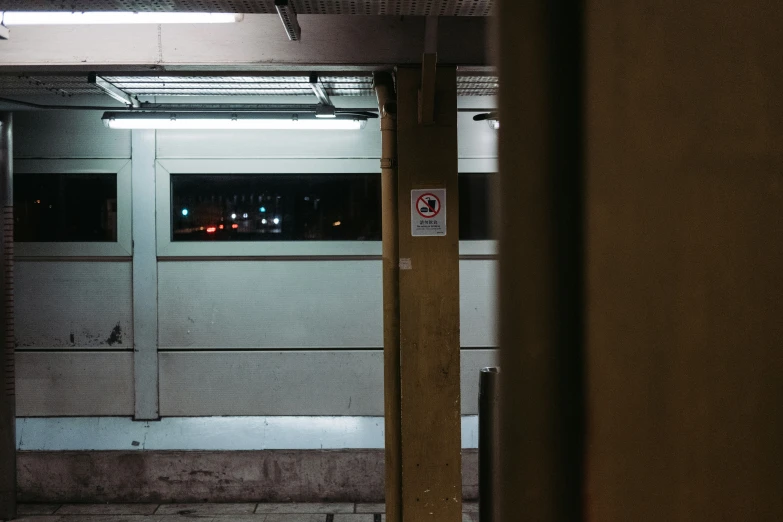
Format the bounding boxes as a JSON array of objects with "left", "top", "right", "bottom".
[{"left": 0, "top": 15, "right": 491, "bottom": 72}]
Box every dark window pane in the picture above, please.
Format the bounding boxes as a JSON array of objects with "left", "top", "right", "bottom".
[
  {"left": 171, "top": 174, "right": 381, "bottom": 241},
  {"left": 170, "top": 173, "right": 494, "bottom": 242},
  {"left": 14, "top": 174, "right": 118, "bottom": 242},
  {"left": 459, "top": 173, "right": 494, "bottom": 240}
]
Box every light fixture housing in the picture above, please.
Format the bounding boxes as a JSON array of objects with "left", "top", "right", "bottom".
[
  {"left": 0, "top": 11, "right": 243, "bottom": 25},
  {"left": 472, "top": 111, "right": 499, "bottom": 131},
  {"left": 102, "top": 112, "right": 368, "bottom": 130},
  {"left": 89, "top": 74, "right": 140, "bottom": 108},
  {"left": 275, "top": 0, "right": 301, "bottom": 41},
  {"left": 315, "top": 104, "right": 337, "bottom": 118},
  {"left": 310, "top": 74, "right": 336, "bottom": 117}
]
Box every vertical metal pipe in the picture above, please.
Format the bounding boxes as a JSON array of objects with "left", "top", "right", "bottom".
[
  {"left": 497, "top": 0, "right": 585, "bottom": 521},
  {"left": 373, "top": 72, "right": 401, "bottom": 522},
  {"left": 0, "top": 112, "right": 16, "bottom": 520},
  {"left": 478, "top": 367, "right": 500, "bottom": 522}
]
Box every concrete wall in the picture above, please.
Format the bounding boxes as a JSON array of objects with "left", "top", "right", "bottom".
[
  {"left": 13, "top": 97, "right": 498, "bottom": 420},
  {"left": 17, "top": 449, "right": 479, "bottom": 503},
  {"left": 11, "top": 98, "right": 496, "bottom": 502},
  {"left": 14, "top": 111, "right": 135, "bottom": 418}
]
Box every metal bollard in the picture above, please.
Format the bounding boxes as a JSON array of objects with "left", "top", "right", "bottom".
[{"left": 479, "top": 367, "right": 500, "bottom": 522}]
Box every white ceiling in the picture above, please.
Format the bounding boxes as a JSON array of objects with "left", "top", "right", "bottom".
[
  {"left": 0, "top": 0, "right": 494, "bottom": 16},
  {"left": 0, "top": 73, "right": 498, "bottom": 102},
  {"left": 0, "top": 2, "right": 497, "bottom": 102}
]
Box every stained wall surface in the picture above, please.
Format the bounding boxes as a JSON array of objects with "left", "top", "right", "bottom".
[{"left": 585, "top": 1, "right": 783, "bottom": 520}]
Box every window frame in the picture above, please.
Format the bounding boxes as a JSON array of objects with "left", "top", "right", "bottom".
[
  {"left": 14, "top": 159, "right": 132, "bottom": 258},
  {"left": 458, "top": 158, "right": 498, "bottom": 256},
  {"left": 156, "top": 159, "right": 383, "bottom": 257},
  {"left": 156, "top": 158, "right": 498, "bottom": 258}
]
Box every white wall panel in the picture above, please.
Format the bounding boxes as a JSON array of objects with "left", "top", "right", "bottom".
[
  {"left": 460, "top": 349, "right": 499, "bottom": 414},
  {"left": 16, "top": 416, "right": 481, "bottom": 450},
  {"left": 159, "top": 349, "right": 497, "bottom": 416},
  {"left": 158, "top": 260, "right": 383, "bottom": 349},
  {"left": 15, "top": 261, "right": 133, "bottom": 349},
  {"left": 458, "top": 111, "right": 498, "bottom": 159},
  {"left": 159, "top": 260, "right": 496, "bottom": 349},
  {"left": 13, "top": 110, "right": 131, "bottom": 159},
  {"left": 9, "top": 97, "right": 499, "bottom": 422},
  {"left": 460, "top": 260, "right": 498, "bottom": 347},
  {"left": 16, "top": 352, "right": 134, "bottom": 416},
  {"left": 159, "top": 350, "right": 384, "bottom": 416}
]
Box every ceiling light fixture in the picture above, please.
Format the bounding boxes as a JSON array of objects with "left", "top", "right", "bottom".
[
  {"left": 0, "top": 12, "right": 243, "bottom": 25},
  {"left": 275, "top": 0, "right": 301, "bottom": 41},
  {"left": 473, "top": 112, "right": 499, "bottom": 131},
  {"left": 89, "top": 74, "right": 140, "bottom": 108},
  {"left": 315, "top": 104, "right": 337, "bottom": 118},
  {"left": 102, "top": 112, "right": 367, "bottom": 130}
]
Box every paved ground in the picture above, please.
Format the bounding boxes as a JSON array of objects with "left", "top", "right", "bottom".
[{"left": 10, "top": 503, "right": 479, "bottom": 521}]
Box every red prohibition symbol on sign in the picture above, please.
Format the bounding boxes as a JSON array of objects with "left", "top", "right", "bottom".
[{"left": 416, "top": 193, "right": 441, "bottom": 218}]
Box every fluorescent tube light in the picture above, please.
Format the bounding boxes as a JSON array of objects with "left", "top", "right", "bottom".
[
  {"left": 102, "top": 112, "right": 367, "bottom": 130},
  {"left": 1, "top": 12, "right": 243, "bottom": 25}
]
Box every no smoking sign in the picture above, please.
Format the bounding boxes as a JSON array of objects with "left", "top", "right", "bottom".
[{"left": 411, "top": 188, "right": 447, "bottom": 236}]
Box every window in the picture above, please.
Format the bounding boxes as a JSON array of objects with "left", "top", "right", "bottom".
[
  {"left": 157, "top": 161, "right": 495, "bottom": 257},
  {"left": 14, "top": 173, "right": 118, "bottom": 242},
  {"left": 459, "top": 173, "right": 494, "bottom": 240},
  {"left": 169, "top": 172, "right": 494, "bottom": 243},
  {"left": 171, "top": 174, "right": 381, "bottom": 242}
]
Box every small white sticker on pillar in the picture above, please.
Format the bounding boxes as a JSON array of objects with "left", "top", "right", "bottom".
[
  {"left": 399, "top": 258, "right": 412, "bottom": 270},
  {"left": 411, "top": 188, "right": 446, "bottom": 237}
]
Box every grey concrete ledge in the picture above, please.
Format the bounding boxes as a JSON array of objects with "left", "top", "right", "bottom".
[{"left": 17, "top": 450, "right": 479, "bottom": 504}]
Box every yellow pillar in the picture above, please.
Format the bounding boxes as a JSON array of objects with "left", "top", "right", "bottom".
[
  {"left": 396, "top": 66, "right": 462, "bottom": 522},
  {"left": 585, "top": 1, "right": 783, "bottom": 520}
]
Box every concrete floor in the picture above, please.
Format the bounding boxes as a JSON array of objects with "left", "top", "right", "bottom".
[{"left": 10, "top": 503, "right": 479, "bottom": 521}]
